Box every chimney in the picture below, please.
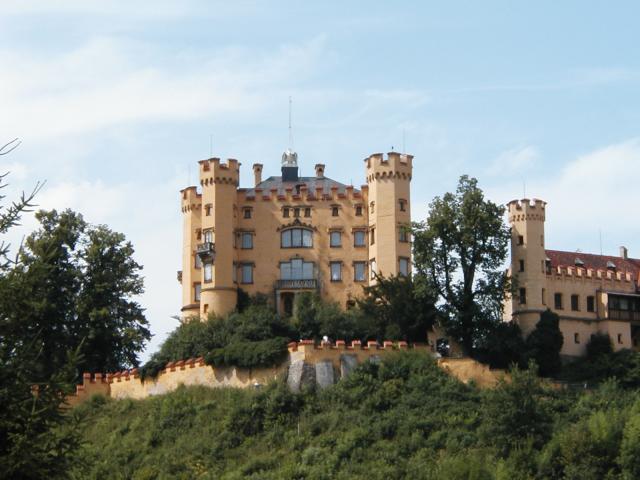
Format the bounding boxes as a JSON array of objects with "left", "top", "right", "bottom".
[
  {"left": 253, "top": 163, "right": 263, "bottom": 187},
  {"left": 620, "top": 246, "right": 628, "bottom": 260},
  {"left": 315, "top": 163, "right": 325, "bottom": 178}
]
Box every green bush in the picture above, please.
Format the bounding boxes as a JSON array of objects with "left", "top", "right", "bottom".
[
  {"left": 72, "top": 353, "right": 640, "bottom": 479},
  {"left": 140, "top": 305, "right": 294, "bottom": 378},
  {"left": 586, "top": 332, "right": 614, "bottom": 359},
  {"left": 524, "top": 309, "right": 564, "bottom": 376}
]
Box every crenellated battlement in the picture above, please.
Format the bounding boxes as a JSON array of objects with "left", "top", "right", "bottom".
[
  {"left": 508, "top": 198, "right": 546, "bottom": 222},
  {"left": 287, "top": 339, "right": 415, "bottom": 351},
  {"left": 180, "top": 186, "right": 201, "bottom": 213},
  {"left": 68, "top": 339, "right": 507, "bottom": 406},
  {"left": 199, "top": 157, "right": 240, "bottom": 187},
  {"left": 238, "top": 185, "right": 365, "bottom": 203},
  {"left": 65, "top": 373, "right": 110, "bottom": 407},
  {"left": 364, "top": 152, "right": 413, "bottom": 183},
  {"left": 548, "top": 265, "right": 633, "bottom": 283}
]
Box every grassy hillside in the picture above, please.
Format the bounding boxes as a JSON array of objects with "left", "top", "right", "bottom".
[{"left": 70, "top": 353, "right": 640, "bottom": 480}]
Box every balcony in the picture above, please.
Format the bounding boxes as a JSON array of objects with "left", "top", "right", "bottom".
[
  {"left": 608, "top": 309, "right": 640, "bottom": 322},
  {"left": 275, "top": 279, "right": 318, "bottom": 290},
  {"left": 177, "top": 270, "right": 182, "bottom": 283},
  {"left": 196, "top": 242, "right": 215, "bottom": 261}
]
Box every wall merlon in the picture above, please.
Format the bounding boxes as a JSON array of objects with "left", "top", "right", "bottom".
[{"left": 198, "top": 157, "right": 240, "bottom": 186}]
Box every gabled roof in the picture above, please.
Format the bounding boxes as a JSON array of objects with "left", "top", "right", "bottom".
[
  {"left": 244, "top": 176, "right": 358, "bottom": 197},
  {"left": 545, "top": 249, "right": 640, "bottom": 282}
]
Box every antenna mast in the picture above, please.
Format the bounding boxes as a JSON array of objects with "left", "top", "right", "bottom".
[{"left": 288, "top": 96, "right": 293, "bottom": 150}]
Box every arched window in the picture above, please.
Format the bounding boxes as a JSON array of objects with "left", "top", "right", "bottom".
[{"left": 281, "top": 228, "right": 313, "bottom": 248}]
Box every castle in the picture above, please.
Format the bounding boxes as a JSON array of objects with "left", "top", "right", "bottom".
[
  {"left": 506, "top": 198, "right": 640, "bottom": 357},
  {"left": 178, "top": 148, "right": 412, "bottom": 318}
]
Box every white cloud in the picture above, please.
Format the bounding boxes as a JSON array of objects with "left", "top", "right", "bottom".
[
  {"left": 0, "top": 35, "right": 327, "bottom": 139},
  {"left": 486, "top": 138, "right": 640, "bottom": 257}
]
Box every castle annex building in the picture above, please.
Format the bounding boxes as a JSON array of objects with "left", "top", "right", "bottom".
[
  {"left": 507, "top": 198, "right": 640, "bottom": 357},
  {"left": 178, "top": 149, "right": 412, "bottom": 318}
]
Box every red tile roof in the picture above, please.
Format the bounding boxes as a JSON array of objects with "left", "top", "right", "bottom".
[{"left": 545, "top": 249, "right": 640, "bottom": 283}]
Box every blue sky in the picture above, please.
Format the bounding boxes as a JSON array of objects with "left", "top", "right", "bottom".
[{"left": 2, "top": 1, "right": 639, "bottom": 357}]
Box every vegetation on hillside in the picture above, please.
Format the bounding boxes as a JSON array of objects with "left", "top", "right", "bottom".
[{"left": 70, "top": 353, "right": 640, "bottom": 479}]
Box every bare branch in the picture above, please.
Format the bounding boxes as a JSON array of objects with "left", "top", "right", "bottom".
[{"left": 0, "top": 138, "right": 22, "bottom": 156}]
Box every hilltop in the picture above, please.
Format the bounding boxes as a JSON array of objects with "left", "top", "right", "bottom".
[{"left": 69, "top": 353, "right": 640, "bottom": 480}]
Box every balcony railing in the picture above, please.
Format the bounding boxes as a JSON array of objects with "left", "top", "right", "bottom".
[
  {"left": 275, "top": 279, "right": 318, "bottom": 290},
  {"left": 608, "top": 309, "right": 640, "bottom": 322},
  {"left": 196, "top": 242, "right": 215, "bottom": 260}
]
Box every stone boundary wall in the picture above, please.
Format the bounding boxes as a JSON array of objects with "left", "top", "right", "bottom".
[
  {"left": 67, "top": 340, "right": 505, "bottom": 405},
  {"left": 66, "top": 373, "right": 110, "bottom": 407}
]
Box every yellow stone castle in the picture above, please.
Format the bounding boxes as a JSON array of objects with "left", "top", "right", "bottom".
[
  {"left": 506, "top": 198, "right": 640, "bottom": 357},
  {"left": 178, "top": 148, "right": 412, "bottom": 319}
]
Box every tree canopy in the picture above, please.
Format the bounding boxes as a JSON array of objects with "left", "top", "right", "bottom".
[
  {"left": 413, "top": 175, "right": 511, "bottom": 355},
  {"left": 2, "top": 209, "right": 150, "bottom": 381}
]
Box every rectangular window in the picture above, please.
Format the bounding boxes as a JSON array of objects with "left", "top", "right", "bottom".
[
  {"left": 354, "top": 262, "right": 366, "bottom": 282},
  {"left": 542, "top": 288, "right": 546, "bottom": 305},
  {"left": 232, "top": 262, "right": 237, "bottom": 283},
  {"left": 519, "top": 259, "right": 525, "bottom": 272},
  {"left": 399, "top": 199, "right": 406, "bottom": 212},
  {"left": 571, "top": 294, "right": 579, "bottom": 311},
  {"left": 330, "top": 262, "right": 342, "bottom": 282},
  {"left": 283, "top": 208, "right": 290, "bottom": 218},
  {"left": 241, "top": 264, "right": 253, "bottom": 284},
  {"left": 519, "top": 288, "right": 526, "bottom": 305},
  {"left": 399, "top": 227, "right": 409, "bottom": 243},
  {"left": 194, "top": 254, "right": 202, "bottom": 269},
  {"left": 354, "top": 230, "right": 366, "bottom": 247},
  {"left": 370, "top": 259, "right": 377, "bottom": 279},
  {"left": 241, "top": 232, "right": 253, "bottom": 249},
  {"left": 194, "top": 283, "right": 201, "bottom": 302},
  {"left": 205, "top": 204, "right": 212, "bottom": 216},
  {"left": 587, "top": 296, "right": 595, "bottom": 312},
  {"left": 370, "top": 228, "right": 375, "bottom": 245},
  {"left": 574, "top": 333, "right": 580, "bottom": 344},
  {"left": 243, "top": 208, "right": 252, "bottom": 219},
  {"left": 518, "top": 235, "right": 524, "bottom": 245},
  {"left": 330, "top": 231, "right": 342, "bottom": 247},
  {"left": 332, "top": 206, "right": 339, "bottom": 217},
  {"left": 355, "top": 205, "right": 363, "bottom": 216},
  {"left": 304, "top": 207, "right": 311, "bottom": 217},
  {"left": 618, "top": 333, "right": 623, "bottom": 344},
  {"left": 554, "top": 293, "right": 563, "bottom": 310},
  {"left": 204, "top": 230, "right": 213, "bottom": 243},
  {"left": 399, "top": 258, "right": 409, "bottom": 277},
  {"left": 204, "top": 263, "right": 213, "bottom": 283},
  {"left": 280, "top": 259, "right": 314, "bottom": 280},
  {"left": 294, "top": 207, "right": 300, "bottom": 218}
]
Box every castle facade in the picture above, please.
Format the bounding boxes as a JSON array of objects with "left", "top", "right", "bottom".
[
  {"left": 179, "top": 149, "right": 412, "bottom": 319},
  {"left": 506, "top": 198, "right": 640, "bottom": 357}
]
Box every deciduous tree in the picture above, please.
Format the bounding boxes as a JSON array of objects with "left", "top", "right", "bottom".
[{"left": 412, "top": 175, "right": 510, "bottom": 355}]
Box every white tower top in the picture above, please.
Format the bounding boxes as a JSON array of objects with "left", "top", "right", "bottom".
[{"left": 282, "top": 148, "right": 298, "bottom": 166}]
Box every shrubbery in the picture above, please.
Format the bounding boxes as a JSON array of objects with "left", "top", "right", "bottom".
[
  {"left": 140, "top": 303, "right": 294, "bottom": 379},
  {"left": 72, "top": 353, "right": 640, "bottom": 479},
  {"left": 560, "top": 336, "right": 640, "bottom": 388}
]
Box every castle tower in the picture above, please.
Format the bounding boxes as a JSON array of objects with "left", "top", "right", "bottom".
[
  {"left": 507, "top": 198, "right": 547, "bottom": 335},
  {"left": 365, "top": 152, "right": 413, "bottom": 280},
  {"left": 197, "top": 158, "right": 240, "bottom": 318},
  {"left": 180, "top": 186, "right": 202, "bottom": 318}
]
